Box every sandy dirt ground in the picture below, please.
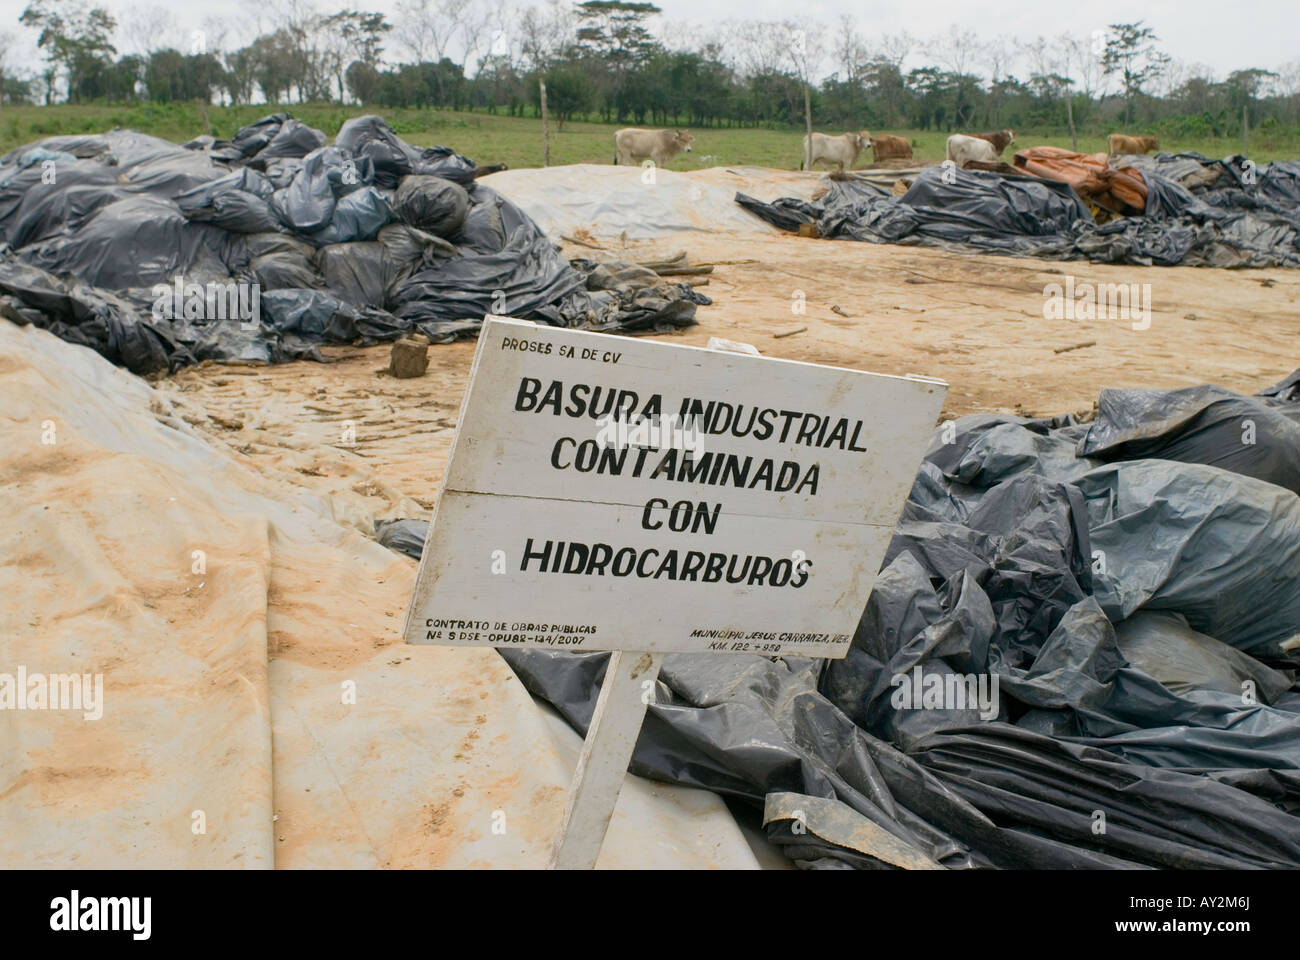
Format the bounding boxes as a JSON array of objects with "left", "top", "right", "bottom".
[{"left": 160, "top": 229, "right": 1300, "bottom": 530}]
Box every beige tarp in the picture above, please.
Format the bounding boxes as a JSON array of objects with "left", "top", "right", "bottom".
[
  {"left": 482, "top": 164, "right": 823, "bottom": 241},
  {"left": 0, "top": 321, "right": 761, "bottom": 868}
]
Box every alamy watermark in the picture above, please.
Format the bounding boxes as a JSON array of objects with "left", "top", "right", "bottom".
[
  {"left": 0, "top": 667, "right": 103, "bottom": 720},
  {"left": 151, "top": 277, "right": 261, "bottom": 330},
  {"left": 890, "top": 665, "right": 999, "bottom": 720},
  {"left": 594, "top": 412, "right": 704, "bottom": 455},
  {"left": 50, "top": 891, "right": 150, "bottom": 940},
  {"left": 1043, "top": 275, "right": 1151, "bottom": 330}
]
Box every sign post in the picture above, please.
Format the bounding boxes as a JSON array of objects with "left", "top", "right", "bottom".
[
  {"left": 546, "top": 649, "right": 663, "bottom": 869},
  {"left": 404, "top": 316, "right": 946, "bottom": 868}
]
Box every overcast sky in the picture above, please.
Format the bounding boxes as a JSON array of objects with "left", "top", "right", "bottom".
[
  {"left": 1, "top": 0, "right": 1294, "bottom": 84},
  {"left": 666, "top": 0, "right": 1294, "bottom": 76}
]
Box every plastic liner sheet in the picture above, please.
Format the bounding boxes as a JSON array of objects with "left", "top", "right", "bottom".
[
  {"left": 0, "top": 114, "right": 703, "bottom": 373},
  {"left": 378, "top": 368, "right": 1300, "bottom": 868},
  {"left": 740, "top": 166, "right": 1089, "bottom": 259},
  {"left": 1078, "top": 384, "right": 1300, "bottom": 493},
  {"left": 738, "top": 153, "right": 1300, "bottom": 268},
  {"left": 0, "top": 318, "right": 761, "bottom": 869}
]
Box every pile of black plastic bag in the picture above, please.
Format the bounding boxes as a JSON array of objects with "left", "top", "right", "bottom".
[
  {"left": 0, "top": 113, "right": 706, "bottom": 374},
  {"left": 386, "top": 369, "right": 1300, "bottom": 869},
  {"left": 738, "top": 152, "right": 1300, "bottom": 269}
]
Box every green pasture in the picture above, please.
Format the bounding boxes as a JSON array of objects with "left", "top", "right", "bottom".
[{"left": 1, "top": 102, "right": 1295, "bottom": 168}]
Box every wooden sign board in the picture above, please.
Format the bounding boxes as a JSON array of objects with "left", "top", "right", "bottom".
[{"left": 403, "top": 317, "right": 946, "bottom": 659}]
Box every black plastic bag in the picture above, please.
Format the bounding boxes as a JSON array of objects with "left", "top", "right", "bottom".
[
  {"left": 393, "top": 175, "right": 469, "bottom": 237},
  {"left": 1079, "top": 384, "right": 1300, "bottom": 493},
  {"left": 177, "top": 168, "right": 285, "bottom": 234}
]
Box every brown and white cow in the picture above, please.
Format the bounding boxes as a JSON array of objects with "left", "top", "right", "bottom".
[
  {"left": 1107, "top": 133, "right": 1160, "bottom": 156},
  {"left": 971, "top": 129, "right": 1016, "bottom": 154},
  {"left": 870, "top": 134, "right": 913, "bottom": 162},
  {"left": 801, "top": 131, "right": 873, "bottom": 171},
  {"left": 614, "top": 128, "right": 695, "bottom": 166}
]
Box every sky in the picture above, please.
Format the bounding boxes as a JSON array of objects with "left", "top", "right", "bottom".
[
  {"left": 1, "top": 0, "right": 1294, "bottom": 86},
  {"left": 658, "top": 0, "right": 1295, "bottom": 77}
]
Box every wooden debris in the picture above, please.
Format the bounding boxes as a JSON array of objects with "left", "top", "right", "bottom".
[
  {"left": 654, "top": 264, "right": 713, "bottom": 277},
  {"left": 774, "top": 326, "right": 807, "bottom": 339},
  {"left": 1053, "top": 340, "right": 1096, "bottom": 354},
  {"left": 635, "top": 250, "right": 687, "bottom": 270},
  {"left": 560, "top": 233, "right": 603, "bottom": 249}
]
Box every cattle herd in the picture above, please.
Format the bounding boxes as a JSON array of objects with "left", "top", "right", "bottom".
[{"left": 610, "top": 125, "right": 1164, "bottom": 170}]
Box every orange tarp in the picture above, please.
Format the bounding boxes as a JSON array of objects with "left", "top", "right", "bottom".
[{"left": 1013, "top": 146, "right": 1148, "bottom": 213}]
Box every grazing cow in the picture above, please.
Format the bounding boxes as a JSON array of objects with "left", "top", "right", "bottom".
[
  {"left": 614, "top": 128, "right": 695, "bottom": 166},
  {"left": 971, "top": 129, "right": 1016, "bottom": 155},
  {"left": 946, "top": 134, "right": 1000, "bottom": 167},
  {"left": 1107, "top": 133, "right": 1160, "bottom": 156},
  {"left": 801, "top": 131, "right": 873, "bottom": 171},
  {"left": 870, "top": 134, "right": 913, "bottom": 162}
]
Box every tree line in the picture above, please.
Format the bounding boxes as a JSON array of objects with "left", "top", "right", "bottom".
[{"left": 5, "top": 0, "right": 1300, "bottom": 138}]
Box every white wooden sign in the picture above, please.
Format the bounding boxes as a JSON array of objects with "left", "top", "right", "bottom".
[
  {"left": 404, "top": 317, "right": 945, "bottom": 659},
  {"left": 403, "top": 316, "right": 945, "bottom": 869}
]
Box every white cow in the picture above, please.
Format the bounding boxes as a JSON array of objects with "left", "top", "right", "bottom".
[
  {"left": 945, "top": 134, "right": 1000, "bottom": 167},
  {"left": 801, "top": 131, "right": 873, "bottom": 171},
  {"left": 614, "top": 128, "right": 695, "bottom": 166}
]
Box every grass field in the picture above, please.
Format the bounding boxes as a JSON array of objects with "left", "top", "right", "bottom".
[{"left": 2, "top": 102, "right": 1296, "bottom": 169}]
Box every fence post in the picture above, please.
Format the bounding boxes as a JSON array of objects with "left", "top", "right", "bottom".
[{"left": 540, "top": 79, "right": 551, "bottom": 168}]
